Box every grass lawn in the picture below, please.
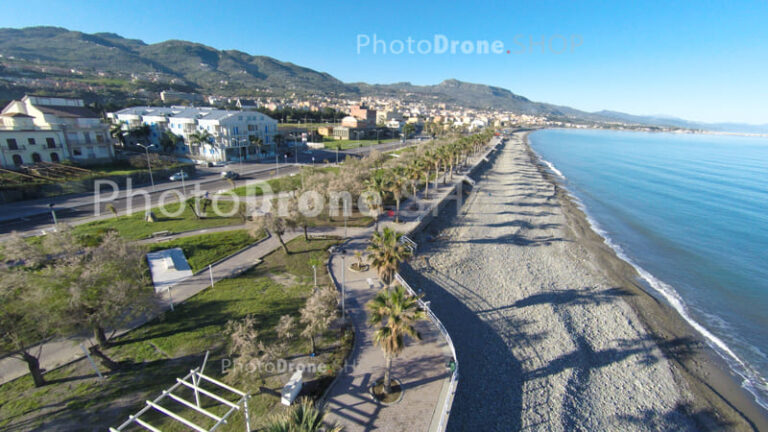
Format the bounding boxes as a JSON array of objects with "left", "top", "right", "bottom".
[
  {"left": 230, "top": 166, "right": 339, "bottom": 197},
  {"left": 73, "top": 200, "right": 244, "bottom": 243},
  {"left": 323, "top": 138, "right": 398, "bottom": 150},
  {"left": 146, "top": 229, "right": 263, "bottom": 273},
  {"left": 278, "top": 122, "right": 335, "bottom": 130},
  {"left": 0, "top": 236, "right": 349, "bottom": 431}
]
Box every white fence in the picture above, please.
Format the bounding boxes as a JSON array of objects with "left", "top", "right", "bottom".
[{"left": 395, "top": 273, "right": 458, "bottom": 432}]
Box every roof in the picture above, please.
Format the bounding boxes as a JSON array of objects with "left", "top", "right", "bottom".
[
  {"left": 34, "top": 104, "right": 100, "bottom": 119},
  {"left": 0, "top": 112, "right": 33, "bottom": 118}
]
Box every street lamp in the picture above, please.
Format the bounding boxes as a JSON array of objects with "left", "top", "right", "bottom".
[
  {"left": 136, "top": 143, "right": 155, "bottom": 191},
  {"left": 340, "top": 248, "right": 346, "bottom": 318},
  {"left": 48, "top": 203, "right": 58, "bottom": 226},
  {"left": 312, "top": 156, "right": 315, "bottom": 168}
]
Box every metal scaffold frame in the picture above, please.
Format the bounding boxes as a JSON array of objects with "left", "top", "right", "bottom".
[{"left": 110, "top": 354, "right": 251, "bottom": 432}]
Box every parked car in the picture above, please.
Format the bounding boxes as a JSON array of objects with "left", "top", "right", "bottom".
[
  {"left": 169, "top": 171, "right": 189, "bottom": 181},
  {"left": 210, "top": 161, "right": 227, "bottom": 167},
  {"left": 220, "top": 170, "right": 240, "bottom": 180}
]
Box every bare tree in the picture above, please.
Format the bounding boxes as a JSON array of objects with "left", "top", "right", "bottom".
[
  {"left": 0, "top": 267, "right": 59, "bottom": 387},
  {"left": 300, "top": 285, "right": 339, "bottom": 355},
  {"left": 249, "top": 204, "right": 296, "bottom": 254},
  {"left": 53, "top": 232, "right": 154, "bottom": 370}
]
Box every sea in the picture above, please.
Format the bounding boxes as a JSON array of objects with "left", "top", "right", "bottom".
[{"left": 528, "top": 128, "right": 768, "bottom": 410}]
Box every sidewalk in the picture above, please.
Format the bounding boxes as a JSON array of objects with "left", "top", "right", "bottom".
[{"left": 322, "top": 229, "right": 452, "bottom": 432}]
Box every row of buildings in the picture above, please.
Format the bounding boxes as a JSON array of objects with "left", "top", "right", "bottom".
[{"left": 0, "top": 95, "right": 281, "bottom": 169}]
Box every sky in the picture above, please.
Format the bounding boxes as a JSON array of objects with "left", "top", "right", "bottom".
[{"left": 1, "top": 0, "right": 767, "bottom": 124}]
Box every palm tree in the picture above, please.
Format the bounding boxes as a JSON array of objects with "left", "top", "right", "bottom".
[
  {"left": 109, "top": 121, "right": 127, "bottom": 147},
  {"left": 188, "top": 130, "right": 213, "bottom": 157},
  {"left": 420, "top": 150, "right": 434, "bottom": 199},
  {"left": 405, "top": 161, "right": 422, "bottom": 198},
  {"left": 364, "top": 172, "right": 386, "bottom": 230},
  {"left": 366, "top": 285, "right": 426, "bottom": 394},
  {"left": 385, "top": 168, "right": 407, "bottom": 224},
  {"left": 249, "top": 135, "right": 263, "bottom": 158},
  {"left": 366, "top": 227, "right": 412, "bottom": 288},
  {"left": 265, "top": 397, "right": 342, "bottom": 432}
]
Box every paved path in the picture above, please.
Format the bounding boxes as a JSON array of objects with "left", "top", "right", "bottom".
[
  {"left": 321, "top": 141, "right": 500, "bottom": 431},
  {"left": 322, "top": 228, "right": 451, "bottom": 432}
]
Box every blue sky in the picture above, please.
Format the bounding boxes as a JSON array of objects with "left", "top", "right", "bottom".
[{"left": 1, "top": 0, "right": 767, "bottom": 124}]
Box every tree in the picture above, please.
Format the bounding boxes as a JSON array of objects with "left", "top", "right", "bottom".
[
  {"left": 402, "top": 122, "right": 415, "bottom": 138},
  {"left": 265, "top": 397, "right": 343, "bottom": 432},
  {"left": 186, "top": 196, "right": 212, "bottom": 219},
  {"left": 250, "top": 207, "right": 296, "bottom": 254},
  {"left": 54, "top": 231, "right": 154, "bottom": 370},
  {"left": 225, "top": 314, "right": 279, "bottom": 384},
  {"left": 188, "top": 130, "right": 213, "bottom": 156},
  {"left": 249, "top": 135, "right": 263, "bottom": 156},
  {"left": 159, "top": 130, "right": 181, "bottom": 153},
  {"left": 300, "top": 285, "right": 338, "bottom": 355},
  {"left": 276, "top": 314, "right": 297, "bottom": 341},
  {"left": 109, "top": 121, "right": 127, "bottom": 147},
  {"left": 366, "top": 285, "right": 426, "bottom": 394},
  {"left": 363, "top": 172, "right": 386, "bottom": 231},
  {"left": 366, "top": 227, "right": 412, "bottom": 288},
  {"left": 0, "top": 267, "right": 62, "bottom": 387},
  {"left": 384, "top": 168, "right": 407, "bottom": 223}
]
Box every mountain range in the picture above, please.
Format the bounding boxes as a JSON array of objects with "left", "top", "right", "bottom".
[{"left": 0, "top": 26, "right": 764, "bottom": 133}]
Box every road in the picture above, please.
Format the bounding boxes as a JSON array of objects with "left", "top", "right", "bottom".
[{"left": 0, "top": 139, "right": 422, "bottom": 236}]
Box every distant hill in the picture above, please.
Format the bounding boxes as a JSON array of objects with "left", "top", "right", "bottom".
[
  {"left": 0, "top": 26, "right": 349, "bottom": 93},
  {"left": 0, "top": 26, "right": 761, "bottom": 133}
]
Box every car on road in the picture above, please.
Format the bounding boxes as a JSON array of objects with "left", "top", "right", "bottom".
[
  {"left": 169, "top": 171, "right": 189, "bottom": 181},
  {"left": 210, "top": 161, "right": 227, "bottom": 167},
  {"left": 220, "top": 170, "right": 240, "bottom": 180}
]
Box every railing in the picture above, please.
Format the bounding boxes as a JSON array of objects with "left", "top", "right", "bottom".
[
  {"left": 395, "top": 273, "right": 458, "bottom": 432},
  {"left": 3, "top": 145, "right": 27, "bottom": 151}
]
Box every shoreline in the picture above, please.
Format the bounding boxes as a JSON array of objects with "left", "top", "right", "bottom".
[{"left": 522, "top": 130, "right": 768, "bottom": 430}]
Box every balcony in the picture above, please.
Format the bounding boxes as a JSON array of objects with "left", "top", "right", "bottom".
[{"left": 3, "top": 145, "right": 27, "bottom": 152}]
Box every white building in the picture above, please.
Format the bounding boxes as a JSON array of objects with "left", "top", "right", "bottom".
[
  {"left": 0, "top": 112, "right": 68, "bottom": 168},
  {"left": 109, "top": 106, "right": 278, "bottom": 162},
  {"left": 0, "top": 95, "right": 113, "bottom": 167}
]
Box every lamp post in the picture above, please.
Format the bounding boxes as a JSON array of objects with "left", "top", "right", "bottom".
[
  {"left": 340, "top": 248, "right": 346, "bottom": 319},
  {"left": 48, "top": 203, "right": 58, "bottom": 227},
  {"left": 136, "top": 143, "right": 155, "bottom": 191},
  {"left": 312, "top": 156, "right": 315, "bottom": 168}
]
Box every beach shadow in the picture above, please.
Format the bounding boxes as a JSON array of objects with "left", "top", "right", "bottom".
[
  {"left": 484, "top": 220, "right": 560, "bottom": 230},
  {"left": 399, "top": 264, "right": 525, "bottom": 432},
  {"left": 615, "top": 402, "right": 731, "bottom": 431}
]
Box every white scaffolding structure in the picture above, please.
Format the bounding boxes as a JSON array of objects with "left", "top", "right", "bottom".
[{"left": 110, "top": 364, "right": 251, "bottom": 432}]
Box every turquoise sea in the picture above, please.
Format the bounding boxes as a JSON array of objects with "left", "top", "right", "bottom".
[{"left": 529, "top": 129, "right": 768, "bottom": 410}]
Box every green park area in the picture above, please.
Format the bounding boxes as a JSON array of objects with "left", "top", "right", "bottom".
[
  {"left": 72, "top": 200, "right": 245, "bottom": 243},
  {"left": 0, "top": 236, "right": 350, "bottom": 431},
  {"left": 323, "top": 137, "right": 398, "bottom": 150},
  {"left": 230, "top": 166, "right": 339, "bottom": 196},
  {"left": 146, "top": 229, "right": 260, "bottom": 273}
]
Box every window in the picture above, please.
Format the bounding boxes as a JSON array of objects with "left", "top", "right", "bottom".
[
  {"left": 28, "top": 138, "right": 36, "bottom": 146},
  {"left": 50, "top": 152, "right": 59, "bottom": 162},
  {"left": 31, "top": 153, "right": 41, "bottom": 163},
  {"left": 96, "top": 134, "right": 104, "bottom": 144},
  {"left": 12, "top": 154, "right": 22, "bottom": 166},
  {"left": 46, "top": 137, "right": 56, "bottom": 148},
  {"left": 6, "top": 138, "right": 18, "bottom": 150},
  {"left": 84, "top": 133, "right": 92, "bottom": 144},
  {"left": 73, "top": 149, "right": 82, "bottom": 156}
]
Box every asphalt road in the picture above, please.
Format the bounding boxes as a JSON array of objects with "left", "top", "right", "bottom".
[{"left": 0, "top": 138, "right": 422, "bottom": 235}]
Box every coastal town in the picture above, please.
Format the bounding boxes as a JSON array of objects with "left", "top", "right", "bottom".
[{"left": 1, "top": 9, "right": 767, "bottom": 432}]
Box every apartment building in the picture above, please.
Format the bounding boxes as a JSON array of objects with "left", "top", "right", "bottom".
[
  {"left": 0, "top": 95, "right": 113, "bottom": 167},
  {"left": 0, "top": 112, "right": 68, "bottom": 168},
  {"left": 110, "top": 106, "right": 278, "bottom": 162}
]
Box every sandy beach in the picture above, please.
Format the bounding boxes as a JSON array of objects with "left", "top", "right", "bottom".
[{"left": 401, "top": 132, "right": 768, "bottom": 431}]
